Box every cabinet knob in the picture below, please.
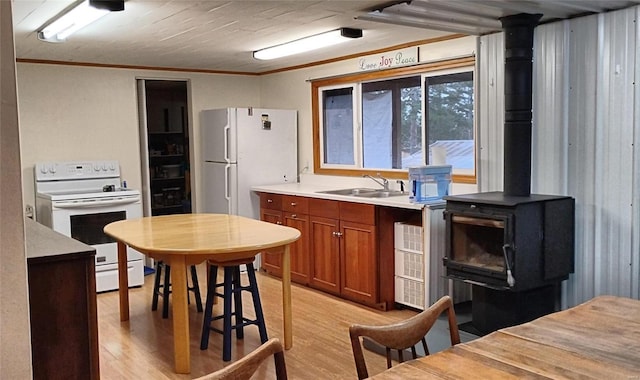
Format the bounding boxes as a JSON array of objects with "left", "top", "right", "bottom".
[
  {"left": 267, "top": 199, "right": 273, "bottom": 203},
  {"left": 333, "top": 231, "right": 343, "bottom": 237},
  {"left": 290, "top": 202, "right": 297, "bottom": 206},
  {"left": 291, "top": 214, "right": 297, "bottom": 219},
  {"left": 276, "top": 221, "right": 282, "bottom": 225}
]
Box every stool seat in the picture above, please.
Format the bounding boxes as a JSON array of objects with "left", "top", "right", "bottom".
[
  {"left": 200, "top": 260, "right": 268, "bottom": 362},
  {"left": 151, "top": 261, "right": 203, "bottom": 318}
]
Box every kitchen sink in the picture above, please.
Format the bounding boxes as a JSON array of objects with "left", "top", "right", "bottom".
[
  {"left": 317, "top": 188, "right": 406, "bottom": 198},
  {"left": 353, "top": 190, "right": 406, "bottom": 198},
  {"left": 317, "top": 188, "right": 378, "bottom": 196}
]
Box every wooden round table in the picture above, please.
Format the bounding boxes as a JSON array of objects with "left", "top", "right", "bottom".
[{"left": 104, "top": 213, "right": 301, "bottom": 374}]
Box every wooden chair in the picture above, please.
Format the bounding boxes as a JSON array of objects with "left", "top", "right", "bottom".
[
  {"left": 349, "top": 295, "right": 460, "bottom": 379},
  {"left": 194, "top": 338, "right": 287, "bottom": 380}
]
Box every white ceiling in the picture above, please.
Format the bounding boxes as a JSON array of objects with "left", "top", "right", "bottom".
[{"left": 11, "top": 0, "right": 640, "bottom": 74}]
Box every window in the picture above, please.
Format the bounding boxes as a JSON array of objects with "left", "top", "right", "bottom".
[
  {"left": 362, "top": 76, "right": 421, "bottom": 169},
  {"left": 312, "top": 57, "right": 476, "bottom": 183},
  {"left": 425, "top": 70, "right": 474, "bottom": 175},
  {"left": 321, "top": 86, "right": 355, "bottom": 165}
]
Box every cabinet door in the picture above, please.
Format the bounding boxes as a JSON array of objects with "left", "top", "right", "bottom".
[
  {"left": 260, "top": 208, "right": 283, "bottom": 277},
  {"left": 29, "top": 254, "right": 99, "bottom": 380},
  {"left": 284, "top": 212, "right": 310, "bottom": 285},
  {"left": 309, "top": 216, "right": 341, "bottom": 295},
  {"left": 340, "top": 220, "right": 378, "bottom": 305}
]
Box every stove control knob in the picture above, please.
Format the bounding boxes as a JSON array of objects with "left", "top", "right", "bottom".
[
  {"left": 109, "top": 163, "right": 116, "bottom": 171},
  {"left": 39, "top": 165, "right": 47, "bottom": 174},
  {"left": 49, "top": 165, "right": 56, "bottom": 173},
  {"left": 93, "top": 164, "right": 100, "bottom": 172},
  {"left": 101, "top": 164, "right": 107, "bottom": 171}
]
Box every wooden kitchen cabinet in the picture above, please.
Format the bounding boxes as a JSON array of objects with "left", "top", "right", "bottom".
[
  {"left": 260, "top": 193, "right": 311, "bottom": 285},
  {"left": 259, "top": 192, "right": 387, "bottom": 308},
  {"left": 26, "top": 219, "right": 100, "bottom": 380},
  {"left": 260, "top": 193, "right": 284, "bottom": 276},
  {"left": 309, "top": 198, "right": 341, "bottom": 295},
  {"left": 308, "top": 198, "right": 379, "bottom": 307},
  {"left": 283, "top": 195, "right": 310, "bottom": 284},
  {"left": 337, "top": 203, "right": 378, "bottom": 306}
]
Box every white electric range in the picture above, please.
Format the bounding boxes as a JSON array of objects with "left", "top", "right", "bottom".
[{"left": 34, "top": 160, "right": 144, "bottom": 292}]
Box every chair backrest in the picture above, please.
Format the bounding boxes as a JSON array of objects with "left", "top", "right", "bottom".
[
  {"left": 349, "top": 295, "right": 460, "bottom": 379},
  {"left": 195, "top": 338, "right": 287, "bottom": 380}
]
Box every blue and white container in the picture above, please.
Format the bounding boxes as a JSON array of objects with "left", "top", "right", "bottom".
[{"left": 408, "top": 165, "right": 452, "bottom": 203}]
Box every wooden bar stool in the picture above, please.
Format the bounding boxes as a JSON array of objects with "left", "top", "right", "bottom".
[
  {"left": 200, "top": 258, "right": 268, "bottom": 362},
  {"left": 151, "top": 261, "right": 203, "bottom": 318}
]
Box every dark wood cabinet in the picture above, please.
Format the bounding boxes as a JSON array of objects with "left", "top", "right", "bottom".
[
  {"left": 282, "top": 195, "right": 310, "bottom": 284},
  {"left": 309, "top": 214, "right": 341, "bottom": 295},
  {"left": 26, "top": 220, "right": 99, "bottom": 380},
  {"left": 308, "top": 198, "right": 378, "bottom": 305},
  {"left": 260, "top": 193, "right": 311, "bottom": 285},
  {"left": 340, "top": 218, "right": 377, "bottom": 306},
  {"left": 259, "top": 192, "right": 385, "bottom": 308},
  {"left": 260, "top": 193, "right": 284, "bottom": 276}
]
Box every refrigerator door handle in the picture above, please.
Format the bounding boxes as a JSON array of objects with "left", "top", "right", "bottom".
[
  {"left": 223, "top": 125, "right": 231, "bottom": 163},
  {"left": 224, "top": 164, "right": 231, "bottom": 214},
  {"left": 224, "top": 164, "right": 231, "bottom": 200}
]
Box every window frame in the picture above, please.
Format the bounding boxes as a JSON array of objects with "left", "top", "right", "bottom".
[
  {"left": 318, "top": 83, "right": 360, "bottom": 169},
  {"left": 311, "top": 56, "right": 476, "bottom": 183}
]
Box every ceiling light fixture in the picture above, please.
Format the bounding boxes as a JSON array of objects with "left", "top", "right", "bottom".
[
  {"left": 253, "top": 27, "right": 363, "bottom": 60},
  {"left": 38, "top": 0, "right": 124, "bottom": 43}
]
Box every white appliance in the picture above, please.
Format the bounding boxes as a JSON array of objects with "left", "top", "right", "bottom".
[
  {"left": 34, "top": 160, "right": 145, "bottom": 292},
  {"left": 201, "top": 108, "right": 298, "bottom": 266}
]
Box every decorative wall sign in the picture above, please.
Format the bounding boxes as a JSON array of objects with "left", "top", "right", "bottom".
[{"left": 357, "top": 47, "right": 419, "bottom": 72}]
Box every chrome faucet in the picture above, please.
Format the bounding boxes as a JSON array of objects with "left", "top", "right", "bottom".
[{"left": 363, "top": 173, "right": 389, "bottom": 191}]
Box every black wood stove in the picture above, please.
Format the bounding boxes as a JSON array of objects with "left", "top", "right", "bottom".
[
  {"left": 444, "top": 14, "right": 575, "bottom": 335},
  {"left": 444, "top": 192, "right": 574, "bottom": 334}
]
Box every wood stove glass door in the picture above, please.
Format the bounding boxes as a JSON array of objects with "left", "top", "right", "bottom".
[{"left": 446, "top": 213, "right": 514, "bottom": 285}]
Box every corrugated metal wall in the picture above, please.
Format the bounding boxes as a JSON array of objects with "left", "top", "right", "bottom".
[
  {"left": 477, "top": 33, "right": 504, "bottom": 192},
  {"left": 478, "top": 6, "right": 640, "bottom": 307}
]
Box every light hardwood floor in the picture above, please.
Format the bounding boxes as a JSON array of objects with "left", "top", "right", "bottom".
[{"left": 97, "top": 265, "right": 418, "bottom": 379}]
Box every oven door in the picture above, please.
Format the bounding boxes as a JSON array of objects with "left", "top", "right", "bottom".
[{"left": 50, "top": 196, "right": 144, "bottom": 291}]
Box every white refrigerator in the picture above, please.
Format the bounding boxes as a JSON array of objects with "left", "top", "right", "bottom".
[{"left": 200, "top": 107, "right": 298, "bottom": 230}]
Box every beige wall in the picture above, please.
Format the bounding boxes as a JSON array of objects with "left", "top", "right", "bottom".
[
  {"left": 17, "top": 65, "right": 261, "bottom": 213},
  {"left": 1, "top": 0, "right": 33, "bottom": 377}
]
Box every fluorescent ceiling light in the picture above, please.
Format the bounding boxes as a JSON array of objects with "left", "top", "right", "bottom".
[
  {"left": 38, "top": 0, "right": 112, "bottom": 42},
  {"left": 253, "top": 28, "right": 363, "bottom": 60}
]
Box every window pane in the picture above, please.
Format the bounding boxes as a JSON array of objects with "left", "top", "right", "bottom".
[
  {"left": 322, "top": 88, "right": 354, "bottom": 165},
  {"left": 362, "top": 76, "right": 421, "bottom": 169},
  {"left": 399, "top": 86, "right": 422, "bottom": 168},
  {"left": 425, "top": 72, "right": 474, "bottom": 171},
  {"left": 362, "top": 89, "right": 392, "bottom": 168}
]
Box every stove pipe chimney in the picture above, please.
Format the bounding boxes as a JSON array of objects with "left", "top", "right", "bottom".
[{"left": 500, "top": 13, "right": 542, "bottom": 196}]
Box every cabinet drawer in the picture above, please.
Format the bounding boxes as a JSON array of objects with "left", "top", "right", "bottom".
[
  {"left": 340, "top": 202, "right": 375, "bottom": 224},
  {"left": 260, "top": 193, "right": 282, "bottom": 210},
  {"left": 282, "top": 195, "right": 309, "bottom": 213},
  {"left": 309, "top": 198, "right": 339, "bottom": 218}
]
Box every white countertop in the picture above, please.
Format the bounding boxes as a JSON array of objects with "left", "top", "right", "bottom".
[{"left": 251, "top": 183, "right": 445, "bottom": 210}]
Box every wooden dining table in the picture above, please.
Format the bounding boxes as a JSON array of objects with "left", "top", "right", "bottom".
[
  {"left": 369, "top": 295, "right": 640, "bottom": 379},
  {"left": 103, "top": 213, "right": 301, "bottom": 374}
]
